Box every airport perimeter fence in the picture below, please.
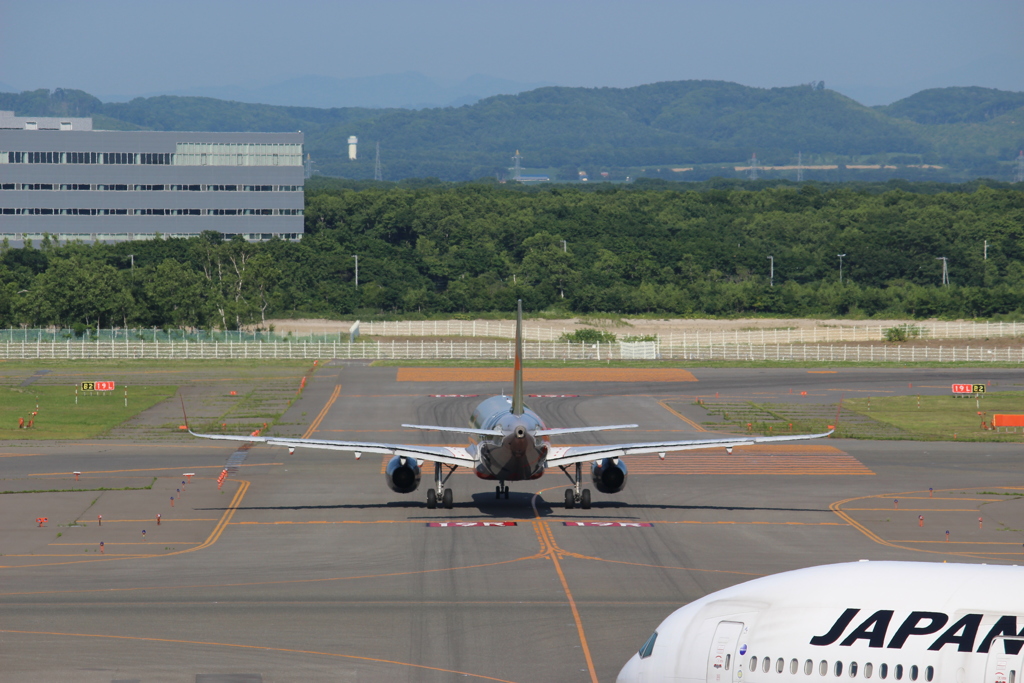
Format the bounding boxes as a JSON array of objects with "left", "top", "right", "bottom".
[
  {"left": 4, "top": 320, "right": 1021, "bottom": 346},
  {"left": 353, "top": 319, "right": 1024, "bottom": 344},
  {"left": 0, "top": 339, "right": 1022, "bottom": 363}
]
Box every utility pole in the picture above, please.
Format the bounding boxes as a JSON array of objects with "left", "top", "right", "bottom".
[
  {"left": 353, "top": 255, "right": 358, "bottom": 288},
  {"left": 796, "top": 152, "right": 804, "bottom": 182},
  {"left": 837, "top": 254, "right": 846, "bottom": 284},
  {"left": 748, "top": 152, "right": 759, "bottom": 181},
  {"left": 512, "top": 150, "right": 523, "bottom": 182},
  {"left": 936, "top": 257, "right": 949, "bottom": 286},
  {"left": 768, "top": 255, "right": 774, "bottom": 287}
]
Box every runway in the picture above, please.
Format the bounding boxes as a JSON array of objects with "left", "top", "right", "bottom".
[{"left": 1, "top": 364, "right": 1023, "bottom": 682}]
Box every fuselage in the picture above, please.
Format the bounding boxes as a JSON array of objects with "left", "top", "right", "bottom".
[
  {"left": 618, "top": 561, "right": 1024, "bottom": 683},
  {"left": 468, "top": 395, "right": 550, "bottom": 481}
]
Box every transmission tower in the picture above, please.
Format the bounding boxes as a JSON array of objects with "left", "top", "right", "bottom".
[
  {"left": 304, "top": 153, "right": 315, "bottom": 179},
  {"left": 747, "top": 152, "right": 759, "bottom": 181},
  {"left": 512, "top": 149, "right": 523, "bottom": 181},
  {"left": 374, "top": 142, "right": 383, "bottom": 182},
  {"left": 797, "top": 151, "right": 804, "bottom": 182},
  {"left": 1015, "top": 150, "right": 1024, "bottom": 183}
]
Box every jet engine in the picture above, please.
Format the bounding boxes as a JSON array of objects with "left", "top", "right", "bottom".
[
  {"left": 384, "top": 455, "right": 421, "bottom": 493},
  {"left": 591, "top": 457, "right": 628, "bottom": 494}
]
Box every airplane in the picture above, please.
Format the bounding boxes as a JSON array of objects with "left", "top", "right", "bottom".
[
  {"left": 617, "top": 560, "right": 1024, "bottom": 683},
  {"left": 188, "top": 301, "right": 833, "bottom": 510}
]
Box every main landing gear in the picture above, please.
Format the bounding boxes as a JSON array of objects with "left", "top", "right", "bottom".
[
  {"left": 495, "top": 481, "right": 509, "bottom": 500},
  {"left": 426, "top": 462, "right": 456, "bottom": 509},
  {"left": 560, "top": 462, "right": 591, "bottom": 510}
]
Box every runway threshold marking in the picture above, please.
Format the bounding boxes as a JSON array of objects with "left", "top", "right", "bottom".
[
  {"left": 302, "top": 384, "right": 341, "bottom": 438},
  {"left": 0, "top": 629, "right": 520, "bottom": 683}
]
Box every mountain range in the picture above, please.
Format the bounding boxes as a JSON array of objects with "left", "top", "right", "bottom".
[
  {"left": 1, "top": 81, "right": 1021, "bottom": 183},
  {"left": 93, "top": 73, "right": 554, "bottom": 110}
]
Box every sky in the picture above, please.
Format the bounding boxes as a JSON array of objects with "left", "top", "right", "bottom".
[{"left": 1, "top": 0, "right": 1021, "bottom": 106}]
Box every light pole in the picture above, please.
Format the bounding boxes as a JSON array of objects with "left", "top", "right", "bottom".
[
  {"left": 768, "top": 255, "right": 774, "bottom": 287},
  {"left": 837, "top": 254, "right": 846, "bottom": 284},
  {"left": 353, "top": 255, "right": 359, "bottom": 288},
  {"left": 936, "top": 257, "right": 949, "bottom": 286},
  {"left": 562, "top": 240, "right": 567, "bottom": 253}
]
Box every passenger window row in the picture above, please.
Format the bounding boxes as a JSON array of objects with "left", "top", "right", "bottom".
[{"left": 748, "top": 656, "right": 937, "bottom": 681}]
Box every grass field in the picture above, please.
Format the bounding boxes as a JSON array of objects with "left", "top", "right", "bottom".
[
  {"left": 0, "top": 385, "right": 177, "bottom": 440},
  {"left": 843, "top": 392, "right": 1024, "bottom": 442},
  {"left": 697, "top": 391, "right": 1024, "bottom": 442}
]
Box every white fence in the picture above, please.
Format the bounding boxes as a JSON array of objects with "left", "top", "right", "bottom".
[
  {"left": 354, "top": 319, "right": 1024, "bottom": 344},
  {"left": 1, "top": 339, "right": 1022, "bottom": 363}
]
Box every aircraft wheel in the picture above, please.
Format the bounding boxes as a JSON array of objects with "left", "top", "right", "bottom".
[
  {"left": 442, "top": 488, "right": 454, "bottom": 509},
  {"left": 580, "top": 489, "right": 592, "bottom": 510},
  {"left": 426, "top": 489, "right": 437, "bottom": 509},
  {"left": 503, "top": 485, "right": 510, "bottom": 500},
  {"left": 564, "top": 489, "right": 575, "bottom": 509},
  {"left": 495, "top": 485, "right": 502, "bottom": 499}
]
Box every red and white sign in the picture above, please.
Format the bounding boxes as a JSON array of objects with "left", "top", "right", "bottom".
[
  {"left": 952, "top": 383, "right": 985, "bottom": 394},
  {"left": 95, "top": 381, "right": 115, "bottom": 391},
  {"left": 562, "top": 521, "right": 653, "bottom": 527},
  {"left": 427, "top": 521, "right": 517, "bottom": 527}
]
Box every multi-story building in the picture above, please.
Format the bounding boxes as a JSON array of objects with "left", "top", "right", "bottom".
[{"left": 0, "top": 112, "right": 304, "bottom": 242}]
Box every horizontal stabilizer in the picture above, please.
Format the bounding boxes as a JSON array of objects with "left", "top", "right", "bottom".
[
  {"left": 534, "top": 424, "right": 638, "bottom": 437},
  {"left": 401, "top": 424, "right": 504, "bottom": 437}
]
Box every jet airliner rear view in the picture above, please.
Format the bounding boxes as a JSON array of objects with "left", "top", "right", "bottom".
[{"left": 189, "top": 301, "right": 832, "bottom": 508}]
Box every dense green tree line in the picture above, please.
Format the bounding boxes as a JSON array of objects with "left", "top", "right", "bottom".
[{"left": 0, "top": 182, "right": 1023, "bottom": 328}]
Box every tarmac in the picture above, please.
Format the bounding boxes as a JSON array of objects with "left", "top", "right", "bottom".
[{"left": 1, "top": 364, "right": 1023, "bottom": 682}]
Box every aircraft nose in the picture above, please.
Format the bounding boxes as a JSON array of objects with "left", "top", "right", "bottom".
[
  {"left": 616, "top": 653, "right": 641, "bottom": 682},
  {"left": 515, "top": 426, "right": 526, "bottom": 439}
]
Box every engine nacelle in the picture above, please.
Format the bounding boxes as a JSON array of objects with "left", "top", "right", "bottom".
[
  {"left": 384, "top": 455, "right": 421, "bottom": 493},
  {"left": 591, "top": 457, "right": 628, "bottom": 494}
]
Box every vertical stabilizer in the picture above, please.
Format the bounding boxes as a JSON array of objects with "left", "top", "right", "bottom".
[{"left": 512, "top": 299, "right": 525, "bottom": 415}]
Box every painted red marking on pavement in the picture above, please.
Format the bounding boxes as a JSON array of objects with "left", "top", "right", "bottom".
[
  {"left": 562, "top": 522, "right": 653, "bottom": 527},
  {"left": 427, "top": 521, "right": 518, "bottom": 527}
]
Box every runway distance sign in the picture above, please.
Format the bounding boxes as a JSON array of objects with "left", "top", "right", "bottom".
[
  {"left": 951, "top": 383, "right": 985, "bottom": 395},
  {"left": 81, "top": 381, "right": 116, "bottom": 391}
]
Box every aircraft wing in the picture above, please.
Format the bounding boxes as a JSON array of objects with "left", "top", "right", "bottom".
[
  {"left": 544, "top": 430, "right": 834, "bottom": 467},
  {"left": 187, "top": 430, "right": 476, "bottom": 469}
]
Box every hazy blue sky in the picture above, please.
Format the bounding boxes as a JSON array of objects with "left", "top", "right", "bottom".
[{"left": 1, "top": 0, "right": 1021, "bottom": 105}]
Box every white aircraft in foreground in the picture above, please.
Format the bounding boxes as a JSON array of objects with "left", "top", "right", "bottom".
[
  {"left": 189, "top": 301, "right": 832, "bottom": 509},
  {"left": 618, "top": 560, "right": 1024, "bottom": 683}
]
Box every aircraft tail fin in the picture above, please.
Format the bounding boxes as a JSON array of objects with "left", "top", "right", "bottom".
[{"left": 512, "top": 299, "right": 524, "bottom": 416}]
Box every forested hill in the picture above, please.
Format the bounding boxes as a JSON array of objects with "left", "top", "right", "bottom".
[
  {"left": 0, "top": 183, "right": 1023, "bottom": 328},
  {"left": 1, "top": 82, "right": 1022, "bottom": 181}
]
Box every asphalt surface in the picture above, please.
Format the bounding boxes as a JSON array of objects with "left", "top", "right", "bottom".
[{"left": 1, "top": 364, "right": 1023, "bottom": 682}]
